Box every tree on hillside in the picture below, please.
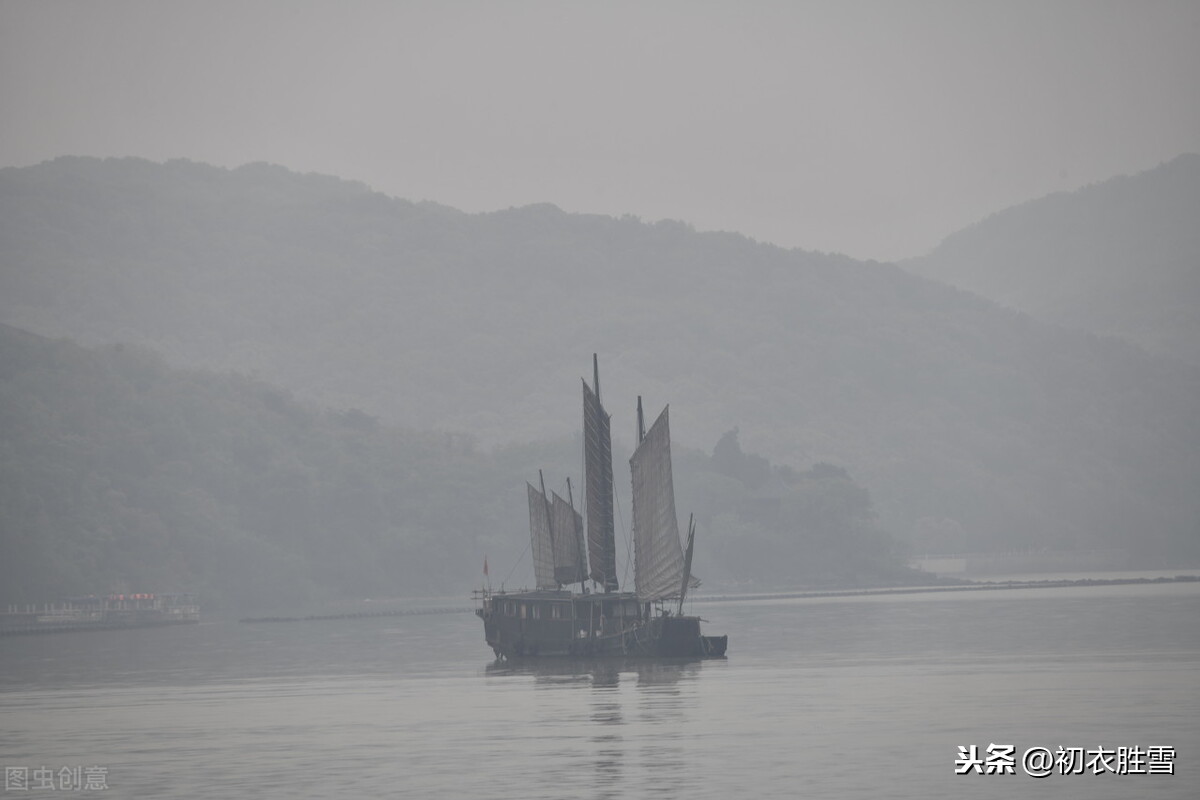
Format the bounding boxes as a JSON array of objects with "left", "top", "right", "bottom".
[{"left": 694, "top": 430, "right": 913, "bottom": 588}]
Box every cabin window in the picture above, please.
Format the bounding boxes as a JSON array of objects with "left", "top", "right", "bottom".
[
  {"left": 551, "top": 604, "right": 564, "bottom": 620},
  {"left": 519, "top": 604, "right": 527, "bottom": 619},
  {"left": 530, "top": 605, "right": 541, "bottom": 620},
  {"left": 504, "top": 601, "right": 516, "bottom": 617}
]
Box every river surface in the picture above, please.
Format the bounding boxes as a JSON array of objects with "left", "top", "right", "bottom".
[{"left": 2, "top": 576, "right": 1197, "bottom": 798}]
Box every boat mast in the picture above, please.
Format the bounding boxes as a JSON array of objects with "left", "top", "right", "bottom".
[
  {"left": 566, "top": 477, "right": 587, "bottom": 589},
  {"left": 584, "top": 355, "right": 619, "bottom": 593},
  {"left": 539, "top": 469, "right": 559, "bottom": 589}
]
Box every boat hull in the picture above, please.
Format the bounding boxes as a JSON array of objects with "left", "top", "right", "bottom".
[{"left": 476, "top": 590, "right": 725, "bottom": 660}]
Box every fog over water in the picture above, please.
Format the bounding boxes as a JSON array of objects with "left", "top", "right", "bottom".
[{"left": 3, "top": 581, "right": 1198, "bottom": 798}]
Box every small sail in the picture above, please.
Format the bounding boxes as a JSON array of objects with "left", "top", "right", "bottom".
[
  {"left": 551, "top": 492, "right": 587, "bottom": 585},
  {"left": 527, "top": 482, "right": 557, "bottom": 590},
  {"left": 678, "top": 515, "right": 696, "bottom": 613},
  {"left": 630, "top": 405, "right": 695, "bottom": 601},
  {"left": 583, "top": 378, "right": 619, "bottom": 591}
]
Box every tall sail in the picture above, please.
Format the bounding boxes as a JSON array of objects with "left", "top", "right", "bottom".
[
  {"left": 583, "top": 370, "right": 619, "bottom": 592},
  {"left": 629, "top": 405, "right": 688, "bottom": 601},
  {"left": 527, "top": 482, "right": 557, "bottom": 590},
  {"left": 550, "top": 492, "right": 587, "bottom": 585}
]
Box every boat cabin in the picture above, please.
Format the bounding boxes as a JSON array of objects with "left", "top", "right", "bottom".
[{"left": 476, "top": 590, "right": 648, "bottom": 657}]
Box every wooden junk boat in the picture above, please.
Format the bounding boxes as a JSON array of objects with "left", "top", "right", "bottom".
[{"left": 475, "top": 357, "right": 727, "bottom": 660}]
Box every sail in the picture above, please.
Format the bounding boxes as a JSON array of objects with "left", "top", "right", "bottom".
[
  {"left": 630, "top": 405, "right": 695, "bottom": 601},
  {"left": 583, "top": 379, "right": 619, "bottom": 591},
  {"left": 551, "top": 492, "right": 587, "bottom": 585},
  {"left": 527, "top": 482, "right": 557, "bottom": 590},
  {"left": 678, "top": 515, "right": 696, "bottom": 612}
]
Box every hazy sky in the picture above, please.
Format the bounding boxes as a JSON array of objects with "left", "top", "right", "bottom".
[{"left": 2, "top": 0, "right": 1197, "bottom": 261}]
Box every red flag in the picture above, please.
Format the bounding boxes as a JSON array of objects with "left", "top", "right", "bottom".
[{"left": 483, "top": 557, "right": 489, "bottom": 577}]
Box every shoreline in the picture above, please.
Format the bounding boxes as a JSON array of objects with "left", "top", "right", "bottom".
[{"left": 692, "top": 573, "right": 1200, "bottom": 604}]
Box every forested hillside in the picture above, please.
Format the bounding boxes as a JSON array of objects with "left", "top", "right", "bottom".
[
  {"left": 905, "top": 154, "right": 1200, "bottom": 366},
  {"left": 1, "top": 157, "right": 1198, "bottom": 564},
  {"left": 0, "top": 324, "right": 910, "bottom": 611},
  {"left": 0, "top": 324, "right": 502, "bottom": 610}
]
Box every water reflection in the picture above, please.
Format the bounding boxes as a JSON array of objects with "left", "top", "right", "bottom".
[
  {"left": 482, "top": 659, "right": 708, "bottom": 799},
  {"left": 5, "top": 586, "right": 1197, "bottom": 800},
  {"left": 482, "top": 657, "right": 703, "bottom": 686}
]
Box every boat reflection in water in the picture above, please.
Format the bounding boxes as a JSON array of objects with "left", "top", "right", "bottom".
[
  {"left": 483, "top": 656, "right": 705, "bottom": 687},
  {"left": 475, "top": 356, "right": 727, "bottom": 661},
  {"left": 483, "top": 656, "right": 716, "bottom": 798}
]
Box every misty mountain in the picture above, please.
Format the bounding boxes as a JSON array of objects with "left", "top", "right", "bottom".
[
  {"left": 0, "top": 323, "right": 500, "bottom": 610},
  {"left": 2, "top": 156, "right": 1198, "bottom": 564},
  {"left": 904, "top": 154, "right": 1200, "bottom": 366},
  {"left": 0, "top": 324, "right": 909, "bottom": 610}
]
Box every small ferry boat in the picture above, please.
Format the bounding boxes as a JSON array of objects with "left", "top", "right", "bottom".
[
  {"left": 1, "top": 592, "right": 199, "bottom": 635},
  {"left": 475, "top": 357, "right": 727, "bottom": 660}
]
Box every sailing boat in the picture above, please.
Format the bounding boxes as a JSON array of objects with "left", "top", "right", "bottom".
[{"left": 474, "top": 356, "right": 728, "bottom": 659}]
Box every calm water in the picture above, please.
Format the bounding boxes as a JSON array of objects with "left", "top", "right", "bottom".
[{"left": 2, "top": 579, "right": 1198, "bottom": 798}]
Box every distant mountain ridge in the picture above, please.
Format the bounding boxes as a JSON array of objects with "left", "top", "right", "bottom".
[
  {"left": 905, "top": 154, "right": 1200, "bottom": 366},
  {"left": 1, "top": 156, "right": 1197, "bottom": 563},
  {"left": 0, "top": 323, "right": 913, "bottom": 608}
]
